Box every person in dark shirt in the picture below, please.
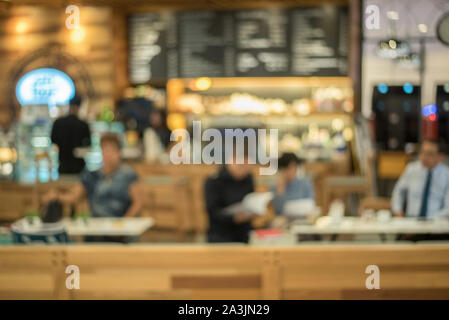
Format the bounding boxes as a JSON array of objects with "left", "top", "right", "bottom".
[
  {"left": 51, "top": 95, "right": 91, "bottom": 174},
  {"left": 44, "top": 133, "right": 144, "bottom": 243},
  {"left": 205, "top": 158, "right": 257, "bottom": 243},
  {"left": 53, "top": 133, "right": 144, "bottom": 218},
  {"left": 149, "top": 109, "right": 172, "bottom": 149}
]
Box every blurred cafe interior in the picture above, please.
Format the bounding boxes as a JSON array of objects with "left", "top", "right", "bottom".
[{"left": 1, "top": 0, "right": 449, "bottom": 300}]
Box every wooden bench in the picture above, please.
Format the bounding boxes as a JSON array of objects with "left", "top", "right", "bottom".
[{"left": 1, "top": 244, "right": 449, "bottom": 299}]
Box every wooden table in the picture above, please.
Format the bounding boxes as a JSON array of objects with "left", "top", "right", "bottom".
[
  {"left": 62, "top": 217, "right": 154, "bottom": 237},
  {"left": 11, "top": 217, "right": 154, "bottom": 238},
  {"left": 290, "top": 217, "right": 449, "bottom": 240}
]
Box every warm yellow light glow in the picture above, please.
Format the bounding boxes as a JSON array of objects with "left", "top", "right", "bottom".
[
  {"left": 1, "top": 162, "right": 13, "bottom": 175},
  {"left": 293, "top": 99, "right": 311, "bottom": 115},
  {"left": 15, "top": 20, "right": 28, "bottom": 34},
  {"left": 70, "top": 27, "right": 86, "bottom": 43},
  {"left": 388, "top": 39, "right": 397, "bottom": 49},
  {"left": 418, "top": 24, "right": 428, "bottom": 33},
  {"left": 343, "top": 127, "right": 353, "bottom": 141},
  {"left": 343, "top": 99, "right": 354, "bottom": 112},
  {"left": 194, "top": 77, "right": 212, "bottom": 91},
  {"left": 126, "top": 130, "right": 139, "bottom": 147},
  {"left": 0, "top": 148, "right": 17, "bottom": 162},
  {"left": 387, "top": 11, "right": 399, "bottom": 21},
  {"left": 332, "top": 118, "right": 344, "bottom": 132},
  {"left": 167, "top": 113, "right": 186, "bottom": 131}
]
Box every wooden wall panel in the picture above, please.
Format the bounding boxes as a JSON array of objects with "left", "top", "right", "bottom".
[
  {"left": 112, "top": 7, "right": 129, "bottom": 102},
  {"left": 0, "top": 6, "right": 116, "bottom": 127}
]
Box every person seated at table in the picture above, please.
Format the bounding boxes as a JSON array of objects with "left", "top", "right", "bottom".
[
  {"left": 53, "top": 133, "right": 144, "bottom": 218},
  {"left": 271, "top": 153, "right": 314, "bottom": 215},
  {"left": 204, "top": 153, "right": 257, "bottom": 243},
  {"left": 392, "top": 139, "right": 449, "bottom": 219}
]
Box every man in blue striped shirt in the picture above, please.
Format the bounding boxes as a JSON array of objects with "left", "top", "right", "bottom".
[
  {"left": 271, "top": 153, "right": 314, "bottom": 215},
  {"left": 391, "top": 139, "right": 449, "bottom": 219}
]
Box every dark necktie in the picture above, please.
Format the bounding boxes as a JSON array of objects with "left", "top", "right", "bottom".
[{"left": 419, "top": 169, "right": 433, "bottom": 218}]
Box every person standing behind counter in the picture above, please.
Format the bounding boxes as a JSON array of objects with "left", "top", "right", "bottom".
[
  {"left": 271, "top": 153, "right": 315, "bottom": 215},
  {"left": 143, "top": 109, "right": 172, "bottom": 162},
  {"left": 51, "top": 95, "right": 91, "bottom": 174},
  {"left": 55, "top": 133, "right": 144, "bottom": 218},
  {"left": 148, "top": 109, "right": 172, "bottom": 149},
  {"left": 392, "top": 139, "right": 449, "bottom": 219}
]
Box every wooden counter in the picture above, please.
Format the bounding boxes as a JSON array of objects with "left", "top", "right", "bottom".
[{"left": 1, "top": 243, "right": 448, "bottom": 299}]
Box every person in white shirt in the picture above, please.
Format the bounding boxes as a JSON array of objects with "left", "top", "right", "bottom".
[{"left": 392, "top": 139, "right": 449, "bottom": 219}]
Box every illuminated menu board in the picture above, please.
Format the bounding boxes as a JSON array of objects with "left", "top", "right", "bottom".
[{"left": 129, "top": 6, "right": 348, "bottom": 83}]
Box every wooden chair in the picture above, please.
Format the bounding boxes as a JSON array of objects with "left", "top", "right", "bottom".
[
  {"left": 358, "top": 197, "right": 391, "bottom": 215},
  {"left": 322, "top": 152, "right": 375, "bottom": 215},
  {"left": 0, "top": 183, "right": 34, "bottom": 222},
  {"left": 34, "top": 151, "right": 54, "bottom": 210},
  {"left": 141, "top": 175, "right": 194, "bottom": 242},
  {"left": 34, "top": 153, "right": 85, "bottom": 218},
  {"left": 377, "top": 151, "right": 408, "bottom": 179},
  {"left": 129, "top": 163, "right": 217, "bottom": 237}
]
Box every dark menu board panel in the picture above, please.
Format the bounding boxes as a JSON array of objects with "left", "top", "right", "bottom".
[
  {"left": 128, "top": 6, "right": 348, "bottom": 83},
  {"left": 178, "top": 11, "right": 233, "bottom": 78},
  {"left": 235, "top": 9, "right": 290, "bottom": 76},
  {"left": 290, "top": 7, "right": 346, "bottom": 76},
  {"left": 129, "top": 13, "right": 177, "bottom": 82}
]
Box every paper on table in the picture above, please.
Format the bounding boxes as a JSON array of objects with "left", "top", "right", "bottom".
[
  {"left": 223, "top": 192, "right": 274, "bottom": 216},
  {"left": 283, "top": 199, "right": 316, "bottom": 217}
]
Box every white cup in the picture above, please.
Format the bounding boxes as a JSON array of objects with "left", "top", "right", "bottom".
[
  {"left": 377, "top": 210, "right": 392, "bottom": 223},
  {"left": 329, "top": 200, "right": 345, "bottom": 225}
]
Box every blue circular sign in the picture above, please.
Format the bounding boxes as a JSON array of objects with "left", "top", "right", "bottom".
[
  {"left": 16, "top": 68, "right": 75, "bottom": 106},
  {"left": 377, "top": 83, "right": 389, "bottom": 94},
  {"left": 403, "top": 82, "right": 414, "bottom": 94}
]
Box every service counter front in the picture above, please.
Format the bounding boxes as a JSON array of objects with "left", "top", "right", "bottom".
[{"left": 1, "top": 243, "right": 448, "bottom": 300}]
